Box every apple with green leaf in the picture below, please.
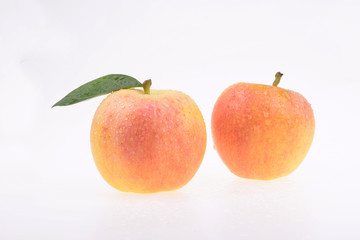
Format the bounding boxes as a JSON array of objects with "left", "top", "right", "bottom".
[{"left": 53, "top": 75, "right": 207, "bottom": 193}]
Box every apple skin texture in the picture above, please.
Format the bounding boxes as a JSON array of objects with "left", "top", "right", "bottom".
[
  {"left": 212, "top": 83, "right": 315, "bottom": 180},
  {"left": 90, "top": 89, "right": 207, "bottom": 193}
]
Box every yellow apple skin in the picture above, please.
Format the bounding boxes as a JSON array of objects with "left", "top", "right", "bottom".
[
  {"left": 212, "top": 83, "right": 315, "bottom": 180},
  {"left": 90, "top": 89, "right": 207, "bottom": 193}
]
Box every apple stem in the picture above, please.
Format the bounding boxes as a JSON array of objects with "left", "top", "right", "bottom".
[
  {"left": 142, "top": 79, "right": 152, "bottom": 94},
  {"left": 272, "top": 72, "right": 283, "bottom": 87}
]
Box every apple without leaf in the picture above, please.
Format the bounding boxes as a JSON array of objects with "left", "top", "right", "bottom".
[{"left": 211, "top": 72, "right": 315, "bottom": 180}]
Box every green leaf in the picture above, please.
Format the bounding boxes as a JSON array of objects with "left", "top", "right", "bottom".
[{"left": 52, "top": 74, "right": 142, "bottom": 107}]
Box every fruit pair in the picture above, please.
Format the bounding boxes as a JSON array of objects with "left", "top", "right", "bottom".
[{"left": 53, "top": 72, "right": 315, "bottom": 193}]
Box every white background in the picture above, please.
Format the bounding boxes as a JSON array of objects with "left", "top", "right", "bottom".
[{"left": 1, "top": 0, "right": 360, "bottom": 239}]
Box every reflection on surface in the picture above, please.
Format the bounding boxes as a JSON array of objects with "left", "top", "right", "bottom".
[{"left": 92, "top": 174, "right": 308, "bottom": 240}]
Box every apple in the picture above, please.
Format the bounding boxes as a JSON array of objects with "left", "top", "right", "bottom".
[
  {"left": 211, "top": 72, "right": 315, "bottom": 180},
  {"left": 53, "top": 76, "right": 206, "bottom": 193},
  {"left": 90, "top": 80, "right": 207, "bottom": 193}
]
